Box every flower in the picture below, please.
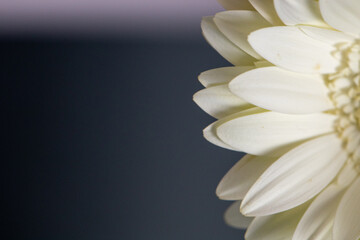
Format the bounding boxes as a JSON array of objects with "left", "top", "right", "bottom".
[{"left": 194, "top": 0, "right": 360, "bottom": 239}]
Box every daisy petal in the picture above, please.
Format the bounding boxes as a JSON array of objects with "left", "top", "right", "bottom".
[
  {"left": 334, "top": 177, "right": 360, "bottom": 240},
  {"left": 217, "top": 0, "right": 254, "bottom": 10},
  {"left": 229, "top": 66, "right": 333, "bottom": 114},
  {"left": 293, "top": 184, "right": 345, "bottom": 240},
  {"left": 299, "top": 26, "right": 355, "bottom": 45},
  {"left": 241, "top": 134, "right": 347, "bottom": 216},
  {"left": 274, "top": 0, "right": 328, "bottom": 27},
  {"left": 201, "top": 17, "right": 255, "bottom": 65},
  {"left": 224, "top": 201, "right": 253, "bottom": 229},
  {"left": 214, "top": 10, "right": 271, "bottom": 59},
  {"left": 203, "top": 107, "right": 264, "bottom": 151},
  {"left": 320, "top": 0, "right": 360, "bottom": 36},
  {"left": 193, "top": 85, "right": 253, "bottom": 119},
  {"left": 248, "top": 26, "right": 338, "bottom": 73},
  {"left": 248, "top": 0, "right": 282, "bottom": 25},
  {"left": 217, "top": 111, "right": 336, "bottom": 155},
  {"left": 216, "top": 155, "right": 276, "bottom": 200},
  {"left": 198, "top": 66, "right": 253, "bottom": 87},
  {"left": 245, "top": 202, "right": 310, "bottom": 240}
]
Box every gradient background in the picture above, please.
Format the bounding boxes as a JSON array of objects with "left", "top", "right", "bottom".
[{"left": 4, "top": 1, "right": 246, "bottom": 239}]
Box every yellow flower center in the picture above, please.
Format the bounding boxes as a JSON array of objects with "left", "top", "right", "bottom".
[{"left": 327, "top": 41, "right": 360, "bottom": 171}]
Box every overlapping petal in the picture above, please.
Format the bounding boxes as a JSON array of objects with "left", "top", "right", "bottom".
[
  {"left": 241, "top": 134, "right": 347, "bottom": 216},
  {"left": 217, "top": 111, "right": 336, "bottom": 155},
  {"left": 245, "top": 202, "right": 310, "bottom": 240},
  {"left": 193, "top": 84, "right": 253, "bottom": 119},
  {"left": 229, "top": 66, "right": 333, "bottom": 114},
  {"left": 274, "top": 0, "right": 327, "bottom": 27},
  {"left": 201, "top": 17, "right": 255, "bottom": 65},
  {"left": 198, "top": 66, "right": 253, "bottom": 87},
  {"left": 320, "top": 0, "right": 360, "bottom": 36},
  {"left": 248, "top": 26, "right": 339, "bottom": 73},
  {"left": 224, "top": 201, "right": 253, "bottom": 229},
  {"left": 214, "top": 11, "right": 270, "bottom": 58},
  {"left": 248, "top": 0, "right": 282, "bottom": 25}
]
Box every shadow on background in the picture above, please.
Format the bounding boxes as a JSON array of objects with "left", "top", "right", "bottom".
[{"left": 4, "top": 36, "right": 245, "bottom": 239}]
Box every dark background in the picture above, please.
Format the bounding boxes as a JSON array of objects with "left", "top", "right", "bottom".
[{"left": 4, "top": 36, "right": 245, "bottom": 239}]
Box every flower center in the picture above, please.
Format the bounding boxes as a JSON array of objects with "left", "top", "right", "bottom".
[{"left": 327, "top": 41, "right": 360, "bottom": 172}]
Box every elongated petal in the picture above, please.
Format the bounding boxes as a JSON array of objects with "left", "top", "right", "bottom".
[
  {"left": 248, "top": 26, "right": 339, "bottom": 73},
  {"left": 217, "top": 111, "right": 336, "bottom": 155},
  {"left": 214, "top": 11, "right": 270, "bottom": 59},
  {"left": 224, "top": 201, "right": 253, "bottom": 229},
  {"left": 274, "top": 0, "right": 327, "bottom": 27},
  {"left": 201, "top": 17, "right": 255, "bottom": 66},
  {"left": 248, "top": 0, "right": 282, "bottom": 25},
  {"left": 241, "top": 134, "right": 347, "bottom": 216},
  {"left": 334, "top": 177, "right": 360, "bottom": 240},
  {"left": 320, "top": 0, "right": 360, "bottom": 36},
  {"left": 193, "top": 85, "right": 253, "bottom": 119},
  {"left": 203, "top": 107, "right": 265, "bottom": 151},
  {"left": 245, "top": 202, "right": 310, "bottom": 240},
  {"left": 299, "top": 26, "right": 355, "bottom": 45},
  {"left": 229, "top": 66, "right": 333, "bottom": 114},
  {"left": 216, "top": 155, "right": 276, "bottom": 200},
  {"left": 198, "top": 66, "right": 253, "bottom": 87},
  {"left": 293, "top": 184, "right": 345, "bottom": 240},
  {"left": 217, "top": 0, "right": 254, "bottom": 10}
]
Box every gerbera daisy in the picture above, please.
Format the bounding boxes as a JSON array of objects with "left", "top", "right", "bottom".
[{"left": 194, "top": 0, "right": 360, "bottom": 239}]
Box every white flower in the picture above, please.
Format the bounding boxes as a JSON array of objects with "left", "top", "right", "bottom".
[{"left": 194, "top": 0, "right": 360, "bottom": 239}]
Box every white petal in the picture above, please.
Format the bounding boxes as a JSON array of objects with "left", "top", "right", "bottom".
[
  {"left": 224, "top": 201, "right": 253, "bottom": 229},
  {"left": 241, "top": 134, "right": 347, "bottom": 216},
  {"left": 274, "top": 0, "right": 328, "bottom": 27},
  {"left": 217, "top": 0, "right": 254, "bottom": 10},
  {"left": 248, "top": 0, "right": 283, "bottom": 25},
  {"left": 320, "top": 0, "right": 360, "bottom": 36},
  {"left": 217, "top": 111, "right": 336, "bottom": 155},
  {"left": 198, "top": 66, "right": 253, "bottom": 87},
  {"left": 201, "top": 17, "right": 255, "bottom": 66},
  {"left": 193, "top": 85, "right": 253, "bottom": 119},
  {"left": 248, "top": 26, "right": 339, "bottom": 74},
  {"left": 245, "top": 202, "right": 310, "bottom": 240},
  {"left": 216, "top": 155, "right": 276, "bottom": 200},
  {"left": 299, "top": 26, "right": 355, "bottom": 45},
  {"left": 214, "top": 10, "right": 271, "bottom": 59},
  {"left": 203, "top": 107, "right": 264, "bottom": 151},
  {"left": 293, "top": 184, "right": 345, "bottom": 240},
  {"left": 334, "top": 177, "right": 360, "bottom": 240},
  {"left": 229, "top": 66, "right": 333, "bottom": 114}
]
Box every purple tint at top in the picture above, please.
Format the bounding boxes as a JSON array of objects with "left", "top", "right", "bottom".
[{"left": 0, "top": 0, "right": 224, "bottom": 36}]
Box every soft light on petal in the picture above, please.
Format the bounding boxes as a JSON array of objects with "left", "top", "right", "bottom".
[
  {"left": 229, "top": 66, "right": 333, "bottom": 114},
  {"left": 216, "top": 154, "right": 276, "bottom": 200},
  {"left": 203, "top": 107, "right": 264, "bottom": 151},
  {"left": 320, "top": 0, "right": 360, "bottom": 36},
  {"left": 293, "top": 184, "right": 345, "bottom": 240},
  {"left": 217, "top": 111, "right": 336, "bottom": 155},
  {"left": 198, "top": 66, "right": 253, "bottom": 87},
  {"left": 299, "top": 26, "right": 355, "bottom": 45},
  {"left": 241, "top": 134, "right": 347, "bottom": 216},
  {"left": 201, "top": 17, "right": 255, "bottom": 66},
  {"left": 334, "top": 177, "right": 360, "bottom": 240},
  {"left": 274, "top": 0, "right": 328, "bottom": 27},
  {"left": 248, "top": 0, "right": 283, "bottom": 25},
  {"left": 248, "top": 26, "right": 339, "bottom": 73},
  {"left": 245, "top": 202, "right": 310, "bottom": 240},
  {"left": 214, "top": 10, "right": 270, "bottom": 59},
  {"left": 193, "top": 84, "right": 253, "bottom": 119}
]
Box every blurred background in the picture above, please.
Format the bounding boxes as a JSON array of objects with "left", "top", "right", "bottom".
[{"left": 4, "top": 0, "right": 246, "bottom": 239}]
